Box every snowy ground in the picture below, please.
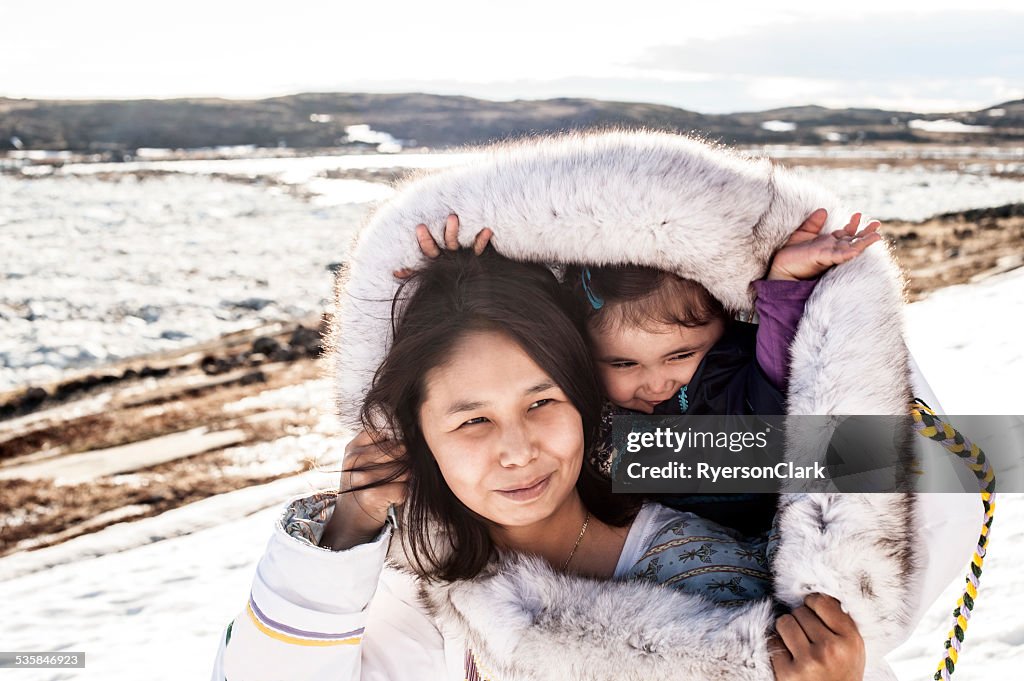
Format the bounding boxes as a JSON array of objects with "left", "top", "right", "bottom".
[
  {"left": 905, "top": 266, "right": 1024, "bottom": 415},
  {"left": 1, "top": 266, "right": 1021, "bottom": 680},
  {"left": 0, "top": 473, "right": 340, "bottom": 681}
]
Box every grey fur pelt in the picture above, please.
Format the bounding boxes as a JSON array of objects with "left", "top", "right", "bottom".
[{"left": 331, "top": 131, "right": 918, "bottom": 679}]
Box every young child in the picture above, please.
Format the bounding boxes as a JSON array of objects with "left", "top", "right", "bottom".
[
  {"left": 569, "top": 209, "right": 881, "bottom": 537},
  {"left": 563, "top": 209, "right": 881, "bottom": 603}
]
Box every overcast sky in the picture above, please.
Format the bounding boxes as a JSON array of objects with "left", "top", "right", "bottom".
[{"left": 3, "top": 0, "right": 1022, "bottom": 113}]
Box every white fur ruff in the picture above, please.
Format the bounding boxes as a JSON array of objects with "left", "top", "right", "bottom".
[{"left": 332, "top": 131, "right": 919, "bottom": 679}]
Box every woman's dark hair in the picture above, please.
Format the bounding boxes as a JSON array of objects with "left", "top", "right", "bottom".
[
  {"left": 564, "top": 264, "right": 725, "bottom": 334},
  {"left": 356, "top": 247, "right": 638, "bottom": 581}
]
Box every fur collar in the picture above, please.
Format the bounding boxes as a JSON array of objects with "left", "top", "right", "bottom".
[{"left": 331, "top": 131, "right": 917, "bottom": 680}]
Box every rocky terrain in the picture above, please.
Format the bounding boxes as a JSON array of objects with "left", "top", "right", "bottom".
[
  {"left": 889, "top": 204, "right": 1024, "bottom": 298},
  {"left": 0, "top": 317, "right": 336, "bottom": 556}
]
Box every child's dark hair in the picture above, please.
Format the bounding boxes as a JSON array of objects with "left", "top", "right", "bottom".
[
  {"left": 356, "top": 247, "right": 638, "bottom": 581},
  {"left": 564, "top": 264, "right": 725, "bottom": 333}
]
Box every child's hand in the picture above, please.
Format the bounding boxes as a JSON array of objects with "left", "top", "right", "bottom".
[
  {"left": 770, "top": 594, "right": 866, "bottom": 681},
  {"left": 768, "top": 209, "right": 881, "bottom": 281},
  {"left": 393, "top": 213, "right": 493, "bottom": 279}
]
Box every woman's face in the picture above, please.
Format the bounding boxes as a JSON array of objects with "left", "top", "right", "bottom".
[{"left": 418, "top": 330, "right": 585, "bottom": 530}]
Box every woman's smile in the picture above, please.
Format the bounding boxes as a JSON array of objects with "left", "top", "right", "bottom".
[{"left": 496, "top": 473, "right": 552, "bottom": 502}]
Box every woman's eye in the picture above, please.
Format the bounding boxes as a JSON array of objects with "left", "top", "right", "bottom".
[
  {"left": 460, "top": 417, "right": 489, "bottom": 428},
  {"left": 529, "top": 398, "right": 553, "bottom": 410}
]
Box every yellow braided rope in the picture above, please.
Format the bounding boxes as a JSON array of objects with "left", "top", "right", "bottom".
[{"left": 910, "top": 402, "right": 996, "bottom": 681}]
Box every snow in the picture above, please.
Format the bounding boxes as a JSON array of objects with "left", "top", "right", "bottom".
[
  {"left": 0, "top": 477, "right": 334, "bottom": 681},
  {"left": 222, "top": 377, "right": 335, "bottom": 414},
  {"left": 908, "top": 119, "right": 993, "bottom": 134},
  {"left": 889, "top": 491, "right": 1024, "bottom": 679},
  {"left": 343, "top": 124, "right": 404, "bottom": 152},
  {"left": 906, "top": 267, "right": 1024, "bottom": 415},
  {"left": 755, "top": 145, "right": 1024, "bottom": 162},
  {"left": 761, "top": 120, "right": 797, "bottom": 132},
  {"left": 8, "top": 150, "right": 74, "bottom": 161},
  {"left": 303, "top": 176, "right": 395, "bottom": 206},
  {"left": 1, "top": 266, "right": 1021, "bottom": 680}
]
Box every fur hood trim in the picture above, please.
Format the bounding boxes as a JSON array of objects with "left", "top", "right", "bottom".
[
  {"left": 330, "top": 130, "right": 911, "bottom": 427},
  {"left": 421, "top": 553, "right": 777, "bottom": 681},
  {"left": 332, "top": 131, "right": 917, "bottom": 679},
  {"left": 401, "top": 493, "right": 914, "bottom": 680}
]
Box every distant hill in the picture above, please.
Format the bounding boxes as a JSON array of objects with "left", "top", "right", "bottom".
[{"left": 1, "top": 93, "right": 1022, "bottom": 152}]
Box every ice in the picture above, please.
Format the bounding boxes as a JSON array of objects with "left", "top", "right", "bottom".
[
  {"left": 0, "top": 173, "right": 367, "bottom": 391},
  {"left": 791, "top": 165, "right": 1024, "bottom": 222},
  {"left": 54, "top": 151, "right": 479, "bottom": 183}
]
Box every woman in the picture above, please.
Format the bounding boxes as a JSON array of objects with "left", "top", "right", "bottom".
[{"left": 211, "top": 247, "right": 865, "bottom": 681}]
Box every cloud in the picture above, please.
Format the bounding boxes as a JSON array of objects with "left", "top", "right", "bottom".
[
  {"left": 634, "top": 12, "right": 1024, "bottom": 81},
  {"left": 3, "top": 6, "right": 1019, "bottom": 114}
]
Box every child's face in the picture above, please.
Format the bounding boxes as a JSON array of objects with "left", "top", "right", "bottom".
[{"left": 589, "top": 316, "right": 726, "bottom": 414}]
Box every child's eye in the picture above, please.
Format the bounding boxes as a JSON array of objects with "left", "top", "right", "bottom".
[
  {"left": 670, "top": 352, "right": 697, "bottom": 361},
  {"left": 610, "top": 361, "right": 637, "bottom": 369}
]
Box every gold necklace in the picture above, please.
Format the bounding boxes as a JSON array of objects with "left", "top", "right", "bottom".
[{"left": 561, "top": 510, "right": 591, "bottom": 571}]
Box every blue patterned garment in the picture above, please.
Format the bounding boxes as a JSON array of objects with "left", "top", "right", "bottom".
[{"left": 626, "top": 512, "right": 774, "bottom": 606}]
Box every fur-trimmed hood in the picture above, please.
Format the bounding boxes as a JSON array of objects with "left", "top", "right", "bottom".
[{"left": 329, "top": 131, "right": 919, "bottom": 680}]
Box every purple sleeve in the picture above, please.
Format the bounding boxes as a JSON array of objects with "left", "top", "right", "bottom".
[{"left": 751, "top": 278, "right": 818, "bottom": 391}]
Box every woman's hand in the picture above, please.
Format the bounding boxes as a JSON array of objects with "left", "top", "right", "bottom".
[
  {"left": 319, "top": 430, "right": 408, "bottom": 551},
  {"left": 393, "top": 213, "right": 493, "bottom": 278},
  {"left": 770, "top": 593, "right": 866, "bottom": 681}
]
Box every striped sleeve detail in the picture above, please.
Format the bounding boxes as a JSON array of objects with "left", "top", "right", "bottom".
[{"left": 246, "top": 594, "right": 363, "bottom": 647}]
